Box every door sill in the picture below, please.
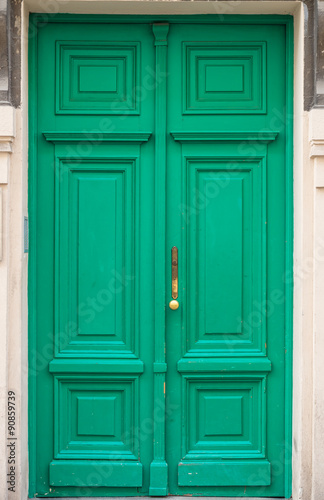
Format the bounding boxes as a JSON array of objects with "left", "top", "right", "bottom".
[{"left": 45, "top": 497, "right": 287, "bottom": 499}]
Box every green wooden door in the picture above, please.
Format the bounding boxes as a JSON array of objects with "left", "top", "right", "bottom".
[
  {"left": 165, "top": 22, "right": 292, "bottom": 498},
  {"left": 29, "top": 15, "right": 293, "bottom": 498}
]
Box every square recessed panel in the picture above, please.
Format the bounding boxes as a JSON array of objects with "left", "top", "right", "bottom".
[
  {"left": 54, "top": 376, "right": 138, "bottom": 459},
  {"left": 56, "top": 41, "right": 140, "bottom": 114},
  {"left": 183, "top": 376, "right": 266, "bottom": 459},
  {"left": 77, "top": 396, "right": 116, "bottom": 436},
  {"left": 183, "top": 42, "right": 266, "bottom": 114},
  {"left": 204, "top": 396, "right": 243, "bottom": 436}
]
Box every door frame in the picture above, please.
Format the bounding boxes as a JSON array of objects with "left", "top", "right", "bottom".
[{"left": 28, "top": 13, "right": 294, "bottom": 498}]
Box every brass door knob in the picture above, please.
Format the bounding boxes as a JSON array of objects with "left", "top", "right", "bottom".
[{"left": 169, "top": 300, "right": 179, "bottom": 310}]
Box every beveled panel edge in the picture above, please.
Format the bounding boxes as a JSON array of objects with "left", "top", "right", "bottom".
[
  {"left": 49, "top": 358, "right": 144, "bottom": 373},
  {"left": 49, "top": 460, "right": 143, "bottom": 487},
  {"left": 177, "top": 357, "right": 272, "bottom": 373},
  {"left": 177, "top": 460, "right": 271, "bottom": 487},
  {"left": 149, "top": 22, "right": 170, "bottom": 497},
  {"left": 43, "top": 131, "right": 152, "bottom": 143},
  {"left": 170, "top": 131, "right": 278, "bottom": 143}
]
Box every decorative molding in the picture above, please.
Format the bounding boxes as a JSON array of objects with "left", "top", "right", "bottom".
[
  {"left": 49, "top": 460, "right": 143, "bottom": 487},
  {"left": 43, "top": 131, "right": 151, "bottom": 143},
  {"left": 149, "top": 21, "right": 169, "bottom": 497},
  {"left": 171, "top": 131, "right": 279, "bottom": 143},
  {"left": 152, "top": 23, "right": 169, "bottom": 46},
  {"left": 312, "top": 144, "right": 324, "bottom": 186},
  {"left": 153, "top": 362, "right": 167, "bottom": 373},
  {"left": 55, "top": 41, "right": 140, "bottom": 115},
  {"left": 182, "top": 42, "right": 266, "bottom": 115},
  {"left": 177, "top": 357, "right": 272, "bottom": 373},
  {"left": 310, "top": 139, "right": 324, "bottom": 159},
  {"left": 49, "top": 358, "right": 144, "bottom": 374},
  {"left": 0, "top": 137, "right": 14, "bottom": 153},
  {"left": 178, "top": 460, "right": 271, "bottom": 487},
  {"left": 0, "top": 137, "right": 12, "bottom": 185}
]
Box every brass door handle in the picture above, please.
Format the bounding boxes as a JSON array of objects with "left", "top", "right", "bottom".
[{"left": 169, "top": 246, "right": 179, "bottom": 310}]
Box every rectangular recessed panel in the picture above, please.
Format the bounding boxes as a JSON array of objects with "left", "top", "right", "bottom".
[
  {"left": 186, "top": 159, "right": 264, "bottom": 354},
  {"left": 178, "top": 461, "right": 271, "bottom": 486},
  {"left": 56, "top": 41, "right": 140, "bottom": 114},
  {"left": 183, "top": 42, "right": 266, "bottom": 114},
  {"left": 205, "top": 64, "right": 244, "bottom": 92},
  {"left": 77, "top": 174, "right": 121, "bottom": 337},
  {"left": 204, "top": 177, "right": 243, "bottom": 334},
  {"left": 79, "top": 65, "right": 118, "bottom": 92},
  {"left": 56, "top": 160, "right": 136, "bottom": 355}
]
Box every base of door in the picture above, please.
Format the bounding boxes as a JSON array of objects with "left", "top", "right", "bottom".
[
  {"left": 48, "top": 497, "right": 286, "bottom": 499},
  {"left": 149, "top": 460, "right": 168, "bottom": 496}
]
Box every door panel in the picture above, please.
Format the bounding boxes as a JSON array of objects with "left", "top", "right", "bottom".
[
  {"left": 54, "top": 152, "right": 141, "bottom": 356},
  {"left": 166, "top": 23, "right": 289, "bottom": 497},
  {"left": 183, "top": 41, "right": 266, "bottom": 114},
  {"left": 31, "top": 21, "right": 156, "bottom": 496},
  {"left": 56, "top": 41, "right": 140, "bottom": 115},
  {"left": 29, "top": 16, "right": 292, "bottom": 498},
  {"left": 183, "top": 153, "right": 264, "bottom": 353}
]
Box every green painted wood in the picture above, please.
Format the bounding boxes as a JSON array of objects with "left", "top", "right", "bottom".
[
  {"left": 53, "top": 375, "right": 140, "bottom": 460},
  {"left": 178, "top": 461, "right": 271, "bottom": 486},
  {"left": 49, "top": 461, "right": 143, "bottom": 487},
  {"left": 29, "top": 14, "right": 293, "bottom": 498},
  {"left": 29, "top": 13, "right": 294, "bottom": 25},
  {"left": 284, "top": 19, "right": 294, "bottom": 499},
  {"left": 170, "top": 131, "right": 278, "bottom": 142},
  {"left": 43, "top": 131, "right": 152, "bottom": 142},
  {"left": 177, "top": 358, "right": 272, "bottom": 373},
  {"left": 165, "top": 20, "right": 293, "bottom": 498},
  {"left": 29, "top": 19, "right": 156, "bottom": 497},
  {"left": 49, "top": 359, "right": 144, "bottom": 373},
  {"left": 183, "top": 41, "right": 266, "bottom": 114},
  {"left": 55, "top": 40, "right": 140, "bottom": 115},
  {"left": 149, "top": 22, "right": 170, "bottom": 498},
  {"left": 54, "top": 153, "right": 140, "bottom": 357},
  {"left": 153, "top": 362, "right": 168, "bottom": 373}
]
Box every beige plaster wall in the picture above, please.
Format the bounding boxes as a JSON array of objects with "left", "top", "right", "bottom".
[
  {"left": 0, "top": 1, "right": 323, "bottom": 499},
  {"left": 309, "top": 109, "right": 324, "bottom": 500},
  {"left": 0, "top": 105, "right": 16, "bottom": 500}
]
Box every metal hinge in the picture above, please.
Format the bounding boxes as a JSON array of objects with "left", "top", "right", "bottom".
[{"left": 24, "top": 216, "right": 28, "bottom": 253}]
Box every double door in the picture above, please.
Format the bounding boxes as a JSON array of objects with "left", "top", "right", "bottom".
[{"left": 29, "top": 16, "right": 292, "bottom": 498}]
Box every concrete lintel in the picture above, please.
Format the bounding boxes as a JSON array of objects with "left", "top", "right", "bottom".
[{"left": 25, "top": 0, "right": 300, "bottom": 17}]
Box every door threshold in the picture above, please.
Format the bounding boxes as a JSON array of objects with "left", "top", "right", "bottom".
[{"left": 48, "top": 497, "right": 287, "bottom": 500}]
